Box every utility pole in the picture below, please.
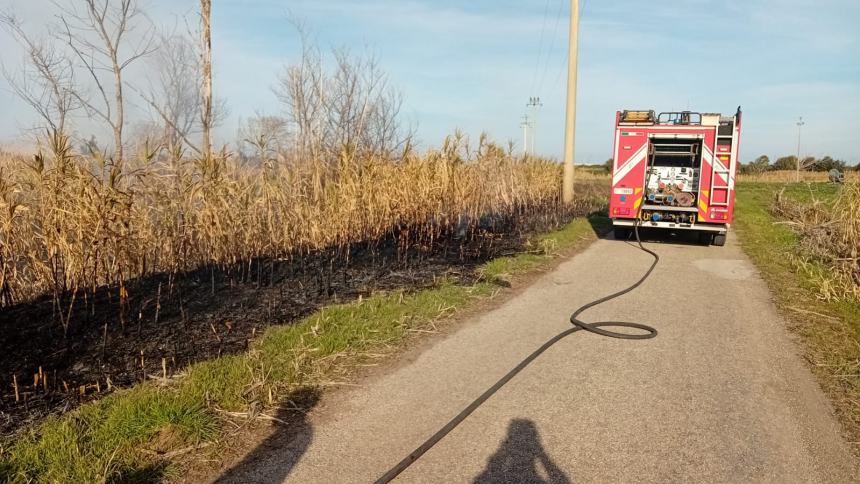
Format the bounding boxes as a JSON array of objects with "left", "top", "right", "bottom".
[
  {"left": 562, "top": 0, "right": 580, "bottom": 204},
  {"left": 795, "top": 116, "right": 805, "bottom": 182},
  {"left": 520, "top": 115, "right": 532, "bottom": 156},
  {"left": 201, "top": 0, "right": 213, "bottom": 162},
  {"left": 527, "top": 96, "right": 543, "bottom": 155}
]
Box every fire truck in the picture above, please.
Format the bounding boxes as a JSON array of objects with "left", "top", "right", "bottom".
[{"left": 608, "top": 108, "right": 742, "bottom": 246}]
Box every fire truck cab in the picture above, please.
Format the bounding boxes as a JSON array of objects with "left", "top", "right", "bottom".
[{"left": 608, "top": 108, "right": 742, "bottom": 246}]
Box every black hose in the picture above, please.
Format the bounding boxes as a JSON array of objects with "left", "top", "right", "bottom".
[{"left": 375, "top": 222, "right": 658, "bottom": 483}]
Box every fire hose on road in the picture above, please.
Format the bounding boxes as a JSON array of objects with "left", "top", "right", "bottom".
[{"left": 375, "top": 222, "right": 659, "bottom": 483}]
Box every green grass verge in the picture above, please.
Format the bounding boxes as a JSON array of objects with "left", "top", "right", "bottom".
[
  {"left": 0, "top": 215, "right": 607, "bottom": 483},
  {"left": 734, "top": 182, "right": 860, "bottom": 448}
]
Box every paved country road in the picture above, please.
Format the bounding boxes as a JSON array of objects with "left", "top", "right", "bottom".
[{"left": 213, "top": 233, "right": 859, "bottom": 483}]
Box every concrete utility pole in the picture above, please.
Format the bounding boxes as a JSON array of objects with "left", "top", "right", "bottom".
[
  {"left": 562, "top": 0, "right": 580, "bottom": 204},
  {"left": 521, "top": 115, "right": 532, "bottom": 156},
  {"left": 795, "top": 116, "right": 805, "bottom": 182}
]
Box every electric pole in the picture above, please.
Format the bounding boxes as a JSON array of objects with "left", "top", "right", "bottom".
[
  {"left": 795, "top": 116, "right": 805, "bottom": 182},
  {"left": 527, "top": 96, "right": 543, "bottom": 155},
  {"left": 521, "top": 115, "right": 532, "bottom": 156},
  {"left": 562, "top": 0, "right": 580, "bottom": 204}
]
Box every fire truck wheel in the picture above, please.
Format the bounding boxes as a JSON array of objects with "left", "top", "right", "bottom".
[
  {"left": 698, "top": 231, "right": 714, "bottom": 245},
  {"left": 613, "top": 227, "right": 630, "bottom": 240},
  {"left": 713, "top": 234, "right": 727, "bottom": 247}
]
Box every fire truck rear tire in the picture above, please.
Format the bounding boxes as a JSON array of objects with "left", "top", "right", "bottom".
[
  {"left": 613, "top": 227, "right": 630, "bottom": 240},
  {"left": 713, "top": 233, "right": 727, "bottom": 247}
]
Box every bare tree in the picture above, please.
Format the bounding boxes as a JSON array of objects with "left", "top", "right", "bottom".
[
  {"left": 238, "top": 113, "right": 291, "bottom": 165},
  {"left": 275, "top": 25, "right": 325, "bottom": 160},
  {"left": 53, "top": 0, "right": 154, "bottom": 164},
  {"left": 0, "top": 14, "right": 79, "bottom": 140},
  {"left": 274, "top": 27, "right": 413, "bottom": 167},
  {"left": 139, "top": 31, "right": 203, "bottom": 155},
  {"left": 199, "top": 0, "right": 213, "bottom": 160},
  {"left": 799, "top": 156, "right": 817, "bottom": 172}
]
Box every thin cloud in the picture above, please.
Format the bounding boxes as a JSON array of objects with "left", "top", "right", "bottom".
[{"left": 0, "top": 0, "right": 857, "bottom": 162}]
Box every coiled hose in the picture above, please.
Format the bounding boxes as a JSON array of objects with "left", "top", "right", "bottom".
[{"left": 375, "top": 222, "right": 658, "bottom": 483}]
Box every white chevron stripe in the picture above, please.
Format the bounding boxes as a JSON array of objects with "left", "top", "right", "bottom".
[
  {"left": 612, "top": 143, "right": 648, "bottom": 186},
  {"left": 703, "top": 146, "right": 734, "bottom": 189}
]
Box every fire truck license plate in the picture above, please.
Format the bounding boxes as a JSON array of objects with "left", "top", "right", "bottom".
[{"left": 614, "top": 188, "right": 634, "bottom": 195}]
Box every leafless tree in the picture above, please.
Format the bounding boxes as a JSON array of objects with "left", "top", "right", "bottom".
[
  {"left": 53, "top": 0, "right": 154, "bottom": 164},
  {"left": 238, "top": 113, "right": 291, "bottom": 165},
  {"left": 327, "top": 48, "right": 409, "bottom": 161},
  {"left": 799, "top": 156, "right": 817, "bottom": 172},
  {"left": 138, "top": 31, "right": 203, "bottom": 155},
  {"left": 274, "top": 27, "right": 413, "bottom": 168},
  {"left": 275, "top": 26, "right": 325, "bottom": 161},
  {"left": 0, "top": 14, "right": 79, "bottom": 141},
  {"left": 199, "top": 0, "right": 213, "bottom": 161}
]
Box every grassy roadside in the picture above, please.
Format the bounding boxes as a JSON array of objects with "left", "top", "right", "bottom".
[
  {"left": 734, "top": 183, "right": 860, "bottom": 450},
  {"left": 0, "top": 215, "right": 609, "bottom": 482}
]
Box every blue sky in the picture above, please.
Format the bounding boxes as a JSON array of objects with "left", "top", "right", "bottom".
[{"left": 1, "top": 0, "right": 858, "bottom": 164}]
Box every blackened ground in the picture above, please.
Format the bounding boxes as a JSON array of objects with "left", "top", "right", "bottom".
[{"left": 0, "top": 204, "right": 593, "bottom": 437}]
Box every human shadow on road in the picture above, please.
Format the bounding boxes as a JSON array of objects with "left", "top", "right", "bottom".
[
  {"left": 214, "top": 388, "right": 320, "bottom": 484},
  {"left": 473, "top": 419, "right": 571, "bottom": 484}
]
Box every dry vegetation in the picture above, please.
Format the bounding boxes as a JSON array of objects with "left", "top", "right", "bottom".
[
  {"left": 771, "top": 183, "right": 860, "bottom": 302},
  {"left": 0, "top": 136, "right": 580, "bottom": 321}
]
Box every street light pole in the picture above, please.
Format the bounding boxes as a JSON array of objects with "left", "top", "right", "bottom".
[
  {"left": 562, "top": 0, "right": 580, "bottom": 204},
  {"left": 795, "top": 116, "right": 805, "bottom": 182}
]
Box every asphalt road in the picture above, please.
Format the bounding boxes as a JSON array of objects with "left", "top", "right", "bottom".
[{"left": 214, "top": 232, "right": 859, "bottom": 483}]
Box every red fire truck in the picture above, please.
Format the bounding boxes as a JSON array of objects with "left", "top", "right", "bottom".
[{"left": 608, "top": 108, "right": 742, "bottom": 246}]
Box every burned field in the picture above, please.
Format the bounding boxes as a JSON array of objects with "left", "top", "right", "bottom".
[{"left": 0, "top": 199, "right": 599, "bottom": 438}]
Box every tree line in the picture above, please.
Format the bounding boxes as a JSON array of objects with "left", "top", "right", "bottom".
[
  {"left": 601, "top": 156, "right": 857, "bottom": 175},
  {"left": 740, "top": 155, "right": 858, "bottom": 175}
]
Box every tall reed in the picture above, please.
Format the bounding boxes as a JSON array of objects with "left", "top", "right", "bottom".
[
  {"left": 772, "top": 183, "right": 860, "bottom": 302},
  {"left": 0, "top": 135, "right": 588, "bottom": 328}
]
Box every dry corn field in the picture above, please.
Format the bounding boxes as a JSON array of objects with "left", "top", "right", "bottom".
[
  {"left": 0, "top": 141, "right": 594, "bottom": 310},
  {"left": 772, "top": 183, "right": 860, "bottom": 302},
  {"left": 0, "top": 138, "right": 609, "bottom": 435}
]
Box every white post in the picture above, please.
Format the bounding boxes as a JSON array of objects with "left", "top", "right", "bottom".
[{"left": 795, "top": 116, "right": 805, "bottom": 182}]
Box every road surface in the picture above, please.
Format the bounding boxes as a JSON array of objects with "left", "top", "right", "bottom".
[{"left": 214, "top": 233, "right": 859, "bottom": 483}]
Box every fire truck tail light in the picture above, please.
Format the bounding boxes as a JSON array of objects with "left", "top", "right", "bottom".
[{"left": 612, "top": 207, "right": 631, "bottom": 216}]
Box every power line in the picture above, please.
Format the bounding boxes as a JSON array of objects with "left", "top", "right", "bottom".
[
  {"left": 530, "top": 0, "right": 552, "bottom": 95},
  {"left": 536, "top": 0, "right": 564, "bottom": 96}
]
